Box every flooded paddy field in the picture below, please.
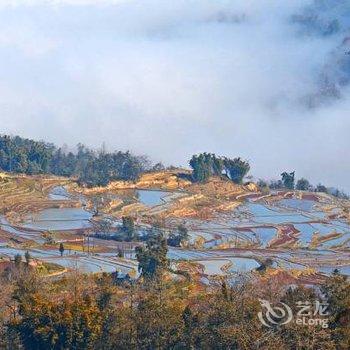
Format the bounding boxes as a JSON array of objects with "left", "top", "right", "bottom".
[
  {"left": 0, "top": 244, "right": 137, "bottom": 275},
  {"left": 164, "top": 190, "right": 350, "bottom": 277},
  {"left": 0, "top": 177, "right": 349, "bottom": 280},
  {"left": 192, "top": 257, "right": 260, "bottom": 276},
  {"left": 92, "top": 188, "right": 173, "bottom": 207},
  {"left": 23, "top": 207, "right": 92, "bottom": 231},
  {"left": 137, "top": 189, "right": 171, "bottom": 206}
]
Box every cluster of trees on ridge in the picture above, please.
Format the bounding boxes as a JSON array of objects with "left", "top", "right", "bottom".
[
  {"left": 189, "top": 153, "right": 250, "bottom": 183},
  {"left": 259, "top": 171, "right": 349, "bottom": 199},
  {"left": 188, "top": 154, "right": 349, "bottom": 198},
  {"left": 0, "top": 137, "right": 253, "bottom": 187},
  {"left": 0, "top": 231, "right": 349, "bottom": 350},
  {"left": 0, "top": 135, "right": 151, "bottom": 187}
]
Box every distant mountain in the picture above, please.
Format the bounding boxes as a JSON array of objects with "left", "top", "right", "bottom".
[{"left": 292, "top": 0, "right": 350, "bottom": 106}]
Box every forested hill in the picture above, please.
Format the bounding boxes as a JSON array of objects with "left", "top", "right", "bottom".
[{"left": 0, "top": 135, "right": 151, "bottom": 186}]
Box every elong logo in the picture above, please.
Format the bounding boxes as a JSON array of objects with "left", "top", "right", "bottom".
[
  {"left": 258, "top": 299, "right": 293, "bottom": 327},
  {"left": 258, "top": 299, "right": 329, "bottom": 328}
]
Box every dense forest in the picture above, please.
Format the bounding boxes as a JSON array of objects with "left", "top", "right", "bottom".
[{"left": 0, "top": 135, "right": 151, "bottom": 186}]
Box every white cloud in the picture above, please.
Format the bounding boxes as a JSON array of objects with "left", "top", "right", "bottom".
[
  {"left": 0, "top": 25, "right": 56, "bottom": 56},
  {"left": 0, "top": 0, "right": 349, "bottom": 190},
  {"left": 0, "top": 0, "right": 128, "bottom": 7}
]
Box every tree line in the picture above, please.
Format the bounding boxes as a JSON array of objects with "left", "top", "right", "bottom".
[
  {"left": 0, "top": 135, "right": 151, "bottom": 187},
  {"left": 1, "top": 135, "right": 348, "bottom": 197},
  {"left": 258, "top": 171, "right": 349, "bottom": 199},
  {"left": 0, "top": 258, "right": 349, "bottom": 350}
]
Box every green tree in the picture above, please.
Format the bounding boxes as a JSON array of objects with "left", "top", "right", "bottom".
[
  {"left": 189, "top": 154, "right": 211, "bottom": 183},
  {"left": 182, "top": 305, "right": 198, "bottom": 349},
  {"left": 0, "top": 134, "right": 151, "bottom": 187},
  {"left": 135, "top": 231, "right": 169, "bottom": 280},
  {"left": 316, "top": 183, "right": 328, "bottom": 193},
  {"left": 167, "top": 224, "right": 189, "bottom": 247},
  {"left": 14, "top": 254, "right": 22, "bottom": 269},
  {"left": 296, "top": 178, "right": 311, "bottom": 191},
  {"left": 189, "top": 153, "right": 249, "bottom": 184},
  {"left": 223, "top": 157, "right": 250, "bottom": 183},
  {"left": 281, "top": 171, "right": 295, "bottom": 189},
  {"left": 122, "top": 216, "right": 136, "bottom": 241},
  {"left": 321, "top": 274, "right": 350, "bottom": 348},
  {"left": 24, "top": 251, "right": 31, "bottom": 265},
  {"left": 59, "top": 243, "right": 65, "bottom": 257}
]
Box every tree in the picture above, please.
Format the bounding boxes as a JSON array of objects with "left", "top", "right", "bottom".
[
  {"left": 152, "top": 162, "right": 165, "bottom": 172},
  {"left": 189, "top": 153, "right": 249, "bottom": 184},
  {"left": 316, "top": 183, "right": 328, "bottom": 193},
  {"left": 177, "top": 225, "right": 189, "bottom": 241},
  {"left": 135, "top": 230, "right": 169, "bottom": 280},
  {"left": 11, "top": 285, "right": 103, "bottom": 349},
  {"left": 327, "top": 187, "right": 349, "bottom": 199},
  {"left": 167, "top": 224, "right": 189, "bottom": 247},
  {"left": 269, "top": 179, "right": 284, "bottom": 189},
  {"left": 223, "top": 157, "right": 250, "bottom": 184},
  {"left": 189, "top": 154, "right": 211, "bottom": 183},
  {"left": 93, "top": 218, "right": 113, "bottom": 235},
  {"left": 122, "top": 216, "right": 136, "bottom": 241},
  {"left": 59, "top": 243, "right": 65, "bottom": 257},
  {"left": 257, "top": 179, "right": 270, "bottom": 194},
  {"left": 280, "top": 286, "right": 336, "bottom": 349},
  {"left": 24, "top": 251, "right": 31, "bottom": 265},
  {"left": 2, "top": 267, "right": 348, "bottom": 349},
  {"left": 14, "top": 254, "right": 22, "bottom": 269},
  {"left": 182, "top": 305, "right": 198, "bottom": 349},
  {"left": 0, "top": 134, "right": 151, "bottom": 187},
  {"left": 296, "top": 178, "right": 311, "bottom": 191},
  {"left": 321, "top": 274, "right": 350, "bottom": 348},
  {"left": 281, "top": 171, "right": 295, "bottom": 189}
]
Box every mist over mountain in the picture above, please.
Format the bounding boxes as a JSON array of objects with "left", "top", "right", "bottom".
[
  {"left": 0, "top": 0, "right": 349, "bottom": 190},
  {"left": 292, "top": 0, "right": 350, "bottom": 105}
]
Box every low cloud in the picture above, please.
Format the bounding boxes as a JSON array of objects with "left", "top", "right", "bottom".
[{"left": 0, "top": 0, "right": 349, "bottom": 190}]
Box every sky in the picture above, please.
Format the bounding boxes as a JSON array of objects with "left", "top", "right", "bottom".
[{"left": 0, "top": 0, "right": 349, "bottom": 190}]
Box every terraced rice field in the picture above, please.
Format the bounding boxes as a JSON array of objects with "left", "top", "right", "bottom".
[{"left": 0, "top": 174, "right": 349, "bottom": 280}]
